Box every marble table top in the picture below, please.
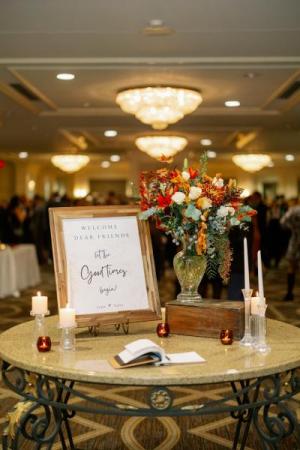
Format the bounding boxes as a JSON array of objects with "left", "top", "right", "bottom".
[{"left": 0, "top": 316, "right": 300, "bottom": 386}]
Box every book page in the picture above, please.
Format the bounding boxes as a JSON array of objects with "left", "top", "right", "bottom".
[
  {"left": 120, "top": 339, "right": 163, "bottom": 364},
  {"left": 125, "top": 339, "right": 159, "bottom": 354},
  {"left": 164, "top": 352, "right": 205, "bottom": 364}
]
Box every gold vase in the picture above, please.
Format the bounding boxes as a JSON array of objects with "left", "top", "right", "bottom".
[{"left": 173, "top": 249, "right": 207, "bottom": 303}]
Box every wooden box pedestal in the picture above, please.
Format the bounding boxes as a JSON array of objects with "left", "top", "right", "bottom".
[{"left": 165, "top": 300, "right": 245, "bottom": 340}]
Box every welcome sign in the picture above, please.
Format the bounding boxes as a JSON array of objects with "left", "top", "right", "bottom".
[{"left": 49, "top": 206, "right": 160, "bottom": 327}]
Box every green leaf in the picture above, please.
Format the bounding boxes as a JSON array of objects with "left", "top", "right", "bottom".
[
  {"left": 230, "top": 217, "right": 241, "bottom": 226},
  {"left": 185, "top": 204, "right": 201, "bottom": 221},
  {"left": 241, "top": 215, "right": 252, "bottom": 223},
  {"left": 138, "top": 207, "right": 157, "bottom": 220},
  {"left": 199, "top": 151, "right": 208, "bottom": 178}
]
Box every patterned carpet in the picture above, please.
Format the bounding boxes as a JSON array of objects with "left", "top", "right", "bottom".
[{"left": 0, "top": 262, "right": 299, "bottom": 449}]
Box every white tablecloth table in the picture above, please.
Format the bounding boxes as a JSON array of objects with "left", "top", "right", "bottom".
[
  {"left": 0, "top": 247, "right": 17, "bottom": 298},
  {"left": 0, "top": 244, "right": 41, "bottom": 298},
  {"left": 11, "top": 244, "right": 41, "bottom": 291}
]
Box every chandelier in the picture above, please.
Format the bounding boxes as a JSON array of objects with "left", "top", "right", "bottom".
[
  {"left": 51, "top": 155, "right": 90, "bottom": 173},
  {"left": 116, "top": 87, "right": 202, "bottom": 130},
  {"left": 135, "top": 136, "right": 187, "bottom": 160},
  {"left": 232, "top": 154, "right": 272, "bottom": 172}
]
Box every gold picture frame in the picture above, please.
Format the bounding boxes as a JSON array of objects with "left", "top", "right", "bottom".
[{"left": 49, "top": 205, "right": 160, "bottom": 327}]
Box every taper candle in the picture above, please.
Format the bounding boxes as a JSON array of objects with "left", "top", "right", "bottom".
[
  {"left": 243, "top": 238, "right": 250, "bottom": 290},
  {"left": 257, "top": 250, "right": 264, "bottom": 301}
]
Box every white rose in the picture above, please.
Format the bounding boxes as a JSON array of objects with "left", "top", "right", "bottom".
[
  {"left": 212, "top": 177, "right": 224, "bottom": 188},
  {"left": 217, "top": 206, "right": 229, "bottom": 217},
  {"left": 181, "top": 171, "right": 190, "bottom": 181},
  {"left": 171, "top": 191, "right": 186, "bottom": 205},
  {"left": 189, "top": 186, "right": 202, "bottom": 200},
  {"left": 227, "top": 206, "right": 235, "bottom": 216}
]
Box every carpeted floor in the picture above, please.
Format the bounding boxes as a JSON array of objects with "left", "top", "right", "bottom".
[{"left": 0, "top": 262, "right": 299, "bottom": 449}]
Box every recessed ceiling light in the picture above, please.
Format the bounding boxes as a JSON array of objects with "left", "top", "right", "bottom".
[
  {"left": 101, "top": 161, "right": 111, "bottom": 168},
  {"left": 200, "top": 138, "right": 212, "bottom": 146},
  {"left": 56, "top": 73, "right": 75, "bottom": 81},
  {"left": 225, "top": 100, "right": 240, "bottom": 108},
  {"left": 244, "top": 72, "right": 259, "bottom": 79},
  {"left": 104, "top": 130, "right": 118, "bottom": 137},
  {"left": 207, "top": 150, "right": 217, "bottom": 158},
  {"left": 110, "top": 154, "right": 120, "bottom": 162},
  {"left": 18, "top": 151, "right": 28, "bottom": 159},
  {"left": 285, "top": 154, "right": 295, "bottom": 161},
  {"left": 149, "top": 19, "right": 164, "bottom": 27}
]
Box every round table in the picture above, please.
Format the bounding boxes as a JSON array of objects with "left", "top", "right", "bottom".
[{"left": 0, "top": 317, "right": 299, "bottom": 449}]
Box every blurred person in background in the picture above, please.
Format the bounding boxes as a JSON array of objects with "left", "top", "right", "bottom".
[
  {"left": 29, "top": 195, "right": 48, "bottom": 264},
  {"left": 248, "top": 191, "right": 269, "bottom": 268},
  {"left": 267, "top": 195, "right": 288, "bottom": 268},
  {"left": 280, "top": 199, "right": 300, "bottom": 301},
  {"left": 227, "top": 228, "right": 251, "bottom": 300},
  {"left": 6, "top": 195, "right": 29, "bottom": 244},
  {"left": 105, "top": 191, "right": 119, "bottom": 205},
  {"left": 0, "top": 202, "right": 7, "bottom": 242}
]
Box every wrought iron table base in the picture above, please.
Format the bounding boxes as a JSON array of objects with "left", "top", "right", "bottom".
[{"left": 2, "top": 361, "right": 299, "bottom": 450}]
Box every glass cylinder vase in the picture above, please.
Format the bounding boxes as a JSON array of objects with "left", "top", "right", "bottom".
[{"left": 173, "top": 249, "right": 207, "bottom": 303}]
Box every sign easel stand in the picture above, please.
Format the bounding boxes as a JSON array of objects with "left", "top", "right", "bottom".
[{"left": 88, "top": 320, "right": 130, "bottom": 337}]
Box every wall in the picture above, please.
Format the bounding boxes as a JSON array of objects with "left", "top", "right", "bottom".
[{"left": 0, "top": 161, "right": 15, "bottom": 202}]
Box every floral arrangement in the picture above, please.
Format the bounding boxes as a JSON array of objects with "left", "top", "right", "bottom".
[{"left": 139, "top": 153, "right": 256, "bottom": 282}]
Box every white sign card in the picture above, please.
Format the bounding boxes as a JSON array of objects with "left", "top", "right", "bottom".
[
  {"left": 49, "top": 206, "right": 160, "bottom": 327},
  {"left": 62, "top": 216, "right": 149, "bottom": 315}
]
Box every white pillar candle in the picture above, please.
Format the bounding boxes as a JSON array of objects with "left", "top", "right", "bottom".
[
  {"left": 251, "top": 294, "right": 266, "bottom": 314},
  {"left": 257, "top": 250, "right": 264, "bottom": 300},
  {"left": 243, "top": 238, "right": 250, "bottom": 290},
  {"left": 59, "top": 304, "right": 76, "bottom": 328},
  {"left": 31, "top": 291, "right": 48, "bottom": 315}
]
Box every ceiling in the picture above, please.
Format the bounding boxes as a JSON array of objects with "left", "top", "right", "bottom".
[{"left": 0, "top": 0, "right": 300, "bottom": 171}]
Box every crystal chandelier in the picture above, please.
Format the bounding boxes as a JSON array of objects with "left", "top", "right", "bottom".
[
  {"left": 116, "top": 87, "right": 202, "bottom": 130},
  {"left": 135, "top": 136, "right": 188, "bottom": 160},
  {"left": 51, "top": 155, "right": 90, "bottom": 173},
  {"left": 232, "top": 154, "right": 272, "bottom": 172}
]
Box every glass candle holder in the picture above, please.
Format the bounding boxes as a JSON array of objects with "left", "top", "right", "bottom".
[
  {"left": 60, "top": 327, "right": 75, "bottom": 351},
  {"left": 31, "top": 311, "right": 50, "bottom": 348},
  {"left": 240, "top": 288, "right": 253, "bottom": 347},
  {"left": 37, "top": 336, "right": 52, "bottom": 352},
  {"left": 254, "top": 303, "right": 270, "bottom": 353},
  {"left": 156, "top": 322, "right": 170, "bottom": 338},
  {"left": 220, "top": 329, "right": 233, "bottom": 345}
]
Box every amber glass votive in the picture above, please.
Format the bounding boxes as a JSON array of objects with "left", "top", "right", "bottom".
[
  {"left": 156, "top": 322, "right": 170, "bottom": 338},
  {"left": 220, "top": 329, "right": 233, "bottom": 345},
  {"left": 37, "top": 336, "right": 52, "bottom": 352}
]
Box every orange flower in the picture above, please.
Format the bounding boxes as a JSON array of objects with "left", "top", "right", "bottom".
[{"left": 196, "top": 223, "right": 207, "bottom": 255}]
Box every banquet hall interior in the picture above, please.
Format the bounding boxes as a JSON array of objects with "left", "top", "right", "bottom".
[{"left": 0, "top": 1, "right": 300, "bottom": 449}]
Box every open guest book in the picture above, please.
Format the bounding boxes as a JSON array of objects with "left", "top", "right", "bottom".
[{"left": 110, "top": 339, "right": 205, "bottom": 369}]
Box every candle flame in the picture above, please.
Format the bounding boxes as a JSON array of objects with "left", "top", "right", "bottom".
[
  {"left": 256, "top": 291, "right": 259, "bottom": 297},
  {"left": 37, "top": 291, "right": 41, "bottom": 296}
]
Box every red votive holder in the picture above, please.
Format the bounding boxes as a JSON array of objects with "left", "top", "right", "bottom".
[
  {"left": 156, "top": 322, "right": 170, "bottom": 338},
  {"left": 37, "top": 336, "right": 52, "bottom": 352},
  {"left": 220, "top": 329, "right": 233, "bottom": 345}
]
